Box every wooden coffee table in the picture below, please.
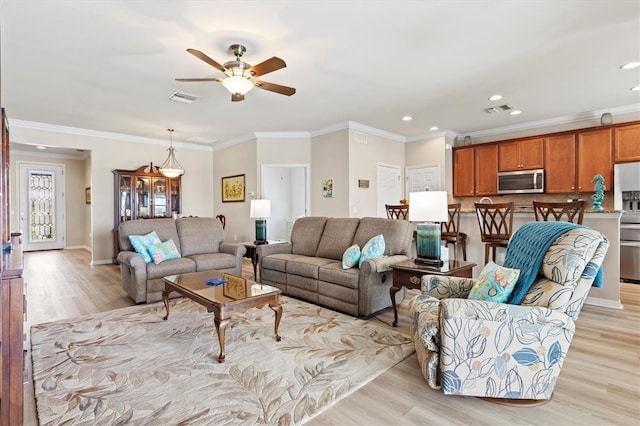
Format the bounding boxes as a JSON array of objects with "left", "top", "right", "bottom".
[
  {"left": 390, "top": 259, "right": 476, "bottom": 327},
  {"left": 162, "top": 270, "right": 282, "bottom": 363}
]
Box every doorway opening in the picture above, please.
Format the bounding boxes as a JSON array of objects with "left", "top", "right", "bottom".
[{"left": 261, "top": 164, "right": 309, "bottom": 241}]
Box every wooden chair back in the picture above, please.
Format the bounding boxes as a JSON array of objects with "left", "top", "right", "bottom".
[
  {"left": 216, "top": 214, "right": 226, "bottom": 229},
  {"left": 386, "top": 204, "right": 409, "bottom": 220},
  {"left": 533, "top": 200, "right": 585, "bottom": 224},
  {"left": 441, "top": 203, "right": 461, "bottom": 240},
  {"left": 474, "top": 202, "right": 514, "bottom": 243}
]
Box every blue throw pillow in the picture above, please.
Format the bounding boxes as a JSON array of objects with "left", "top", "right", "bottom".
[
  {"left": 468, "top": 261, "right": 520, "bottom": 303},
  {"left": 129, "top": 231, "right": 161, "bottom": 264},
  {"left": 147, "top": 239, "right": 181, "bottom": 264},
  {"left": 342, "top": 244, "right": 361, "bottom": 269},
  {"left": 359, "top": 234, "right": 385, "bottom": 267}
]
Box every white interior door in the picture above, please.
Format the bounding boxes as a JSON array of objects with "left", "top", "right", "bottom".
[
  {"left": 377, "top": 164, "right": 402, "bottom": 217},
  {"left": 261, "top": 164, "right": 309, "bottom": 241},
  {"left": 406, "top": 164, "right": 441, "bottom": 196},
  {"left": 18, "top": 161, "right": 66, "bottom": 251}
]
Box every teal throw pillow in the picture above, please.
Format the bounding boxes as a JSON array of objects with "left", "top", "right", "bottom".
[
  {"left": 468, "top": 261, "right": 520, "bottom": 303},
  {"left": 359, "top": 234, "right": 385, "bottom": 267},
  {"left": 147, "top": 239, "right": 181, "bottom": 264},
  {"left": 129, "top": 231, "right": 161, "bottom": 264},
  {"left": 342, "top": 244, "right": 361, "bottom": 269}
]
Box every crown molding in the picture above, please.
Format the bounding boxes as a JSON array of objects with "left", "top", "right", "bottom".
[
  {"left": 10, "top": 119, "right": 212, "bottom": 152},
  {"left": 405, "top": 129, "right": 458, "bottom": 143},
  {"left": 211, "top": 133, "right": 256, "bottom": 152},
  {"left": 463, "top": 103, "right": 640, "bottom": 139},
  {"left": 10, "top": 148, "right": 89, "bottom": 160}
]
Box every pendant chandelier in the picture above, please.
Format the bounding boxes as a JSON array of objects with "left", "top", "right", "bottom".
[{"left": 159, "top": 128, "right": 185, "bottom": 178}]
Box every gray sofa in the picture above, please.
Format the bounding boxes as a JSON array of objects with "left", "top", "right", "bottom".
[
  {"left": 117, "top": 217, "right": 246, "bottom": 303},
  {"left": 257, "top": 217, "right": 413, "bottom": 317}
]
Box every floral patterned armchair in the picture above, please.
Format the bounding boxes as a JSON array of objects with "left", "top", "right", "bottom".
[{"left": 408, "top": 224, "right": 609, "bottom": 401}]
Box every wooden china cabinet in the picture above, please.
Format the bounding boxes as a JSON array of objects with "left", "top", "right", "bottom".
[{"left": 112, "top": 163, "right": 182, "bottom": 262}]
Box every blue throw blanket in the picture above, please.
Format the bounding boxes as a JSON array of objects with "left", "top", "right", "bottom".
[{"left": 504, "top": 221, "right": 603, "bottom": 305}]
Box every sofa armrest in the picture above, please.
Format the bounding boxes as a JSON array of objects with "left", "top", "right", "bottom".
[
  {"left": 421, "top": 275, "right": 476, "bottom": 299},
  {"left": 361, "top": 255, "right": 410, "bottom": 273},
  {"left": 219, "top": 242, "right": 246, "bottom": 258},
  {"left": 257, "top": 242, "right": 293, "bottom": 257},
  {"left": 117, "top": 250, "right": 146, "bottom": 269}
]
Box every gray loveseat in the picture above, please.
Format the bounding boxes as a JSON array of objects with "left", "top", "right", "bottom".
[
  {"left": 117, "top": 217, "right": 246, "bottom": 303},
  {"left": 257, "top": 217, "right": 413, "bottom": 317}
]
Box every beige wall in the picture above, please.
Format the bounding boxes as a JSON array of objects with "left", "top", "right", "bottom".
[
  {"left": 257, "top": 135, "right": 311, "bottom": 193},
  {"left": 10, "top": 153, "right": 88, "bottom": 248},
  {"left": 10, "top": 125, "right": 214, "bottom": 263},
  {"left": 405, "top": 134, "right": 450, "bottom": 194},
  {"left": 310, "top": 130, "right": 350, "bottom": 217},
  {"left": 213, "top": 138, "right": 257, "bottom": 243},
  {"left": 349, "top": 129, "right": 405, "bottom": 218}
]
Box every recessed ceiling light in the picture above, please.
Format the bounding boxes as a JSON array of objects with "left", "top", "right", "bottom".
[
  {"left": 429, "top": 126, "right": 438, "bottom": 131},
  {"left": 402, "top": 116, "right": 412, "bottom": 121},
  {"left": 488, "top": 94, "right": 502, "bottom": 101},
  {"left": 631, "top": 85, "right": 640, "bottom": 91},
  {"left": 36, "top": 146, "right": 46, "bottom": 150},
  {"left": 509, "top": 110, "right": 522, "bottom": 115},
  {"left": 620, "top": 62, "right": 640, "bottom": 70}
]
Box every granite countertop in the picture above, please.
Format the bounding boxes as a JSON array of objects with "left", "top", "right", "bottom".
[{"left": 460, "top": 208, "right": 622, "bottom": 214}]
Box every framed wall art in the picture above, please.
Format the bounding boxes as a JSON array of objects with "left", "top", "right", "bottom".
[
  {"left": 322, "top": 178, "right": 334, "bottom": 198},
  {"left": 221, "top": 174, "right": 245, "bottom": 202}
]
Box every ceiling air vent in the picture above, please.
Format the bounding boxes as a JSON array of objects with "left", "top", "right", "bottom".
[
  {"left": 498, "top": 104, "right": 515, "bottom": 112},
  {"left": 169, "top": 91, "right": 198, "bottom": 104},
  {"left": 484, "top": 107, "right": 500, "bottom": 114},
  {"left": 354, "top": 131, "right": 368, "bottom": 144}
]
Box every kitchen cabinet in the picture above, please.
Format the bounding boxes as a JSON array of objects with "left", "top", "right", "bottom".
[
  {"left": 453, "top": 144, "right": 498, "bottom": 196},
  {"left": 112, "top": 163, "right": 182, "bottom": 262},
  {"left": 614, "top": 123, "right": 640, "bottom": 163},
  {"left": 498, "top": 137, "right": 544, "bottom": 171},
  {"left": 545, "top": 134, "right": 577, "bottom": 193},
  {"left": 453, "top": 147, "right": 474, "bottom": 196},
  {"left": 577, "top": 128, "right": 612, "bottom": 193}
]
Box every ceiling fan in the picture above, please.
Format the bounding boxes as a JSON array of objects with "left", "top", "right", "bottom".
[{"left": 176, "top": 44, "right": 296, "bottom": 102}]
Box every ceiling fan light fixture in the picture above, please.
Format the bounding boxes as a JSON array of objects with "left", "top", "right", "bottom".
[
  {"left": 159, "top": 129, "right": 185, "bottom": 178},
  {"left": 222, "top": 75, "right": 254, "bottom": 95}
]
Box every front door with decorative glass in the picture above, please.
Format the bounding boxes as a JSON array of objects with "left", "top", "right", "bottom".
[{"left": 18, "top": 162, "right": 66, "bottom": 251}]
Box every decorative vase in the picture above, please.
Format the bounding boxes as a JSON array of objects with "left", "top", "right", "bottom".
[{"left": 591, "top": 174, "right": 605, "bottom": 211}]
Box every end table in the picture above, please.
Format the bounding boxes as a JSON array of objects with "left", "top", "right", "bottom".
[{"left": 389, "top": 259, "right": 476, "bottom": 327}]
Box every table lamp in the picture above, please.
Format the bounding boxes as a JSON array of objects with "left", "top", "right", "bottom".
[
  {"left": 250, "top": 199, "right": 271, "bottom": 244},
  {"left": 408, "top": 191, "right": 449, "bottom": 266}
]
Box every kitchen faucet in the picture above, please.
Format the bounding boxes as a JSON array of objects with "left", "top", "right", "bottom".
[{"left": 478, "top": 196, "right": 493, "bottom": 204}]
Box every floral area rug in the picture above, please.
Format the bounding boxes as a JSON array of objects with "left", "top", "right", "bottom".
[{"left": 31, "top": 296, "right": 414, "bottom": 425}]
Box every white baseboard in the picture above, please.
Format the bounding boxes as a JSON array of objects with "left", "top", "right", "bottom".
[
  {"left": 585, "top": 296, "right": 623, "bottom": 310},
  {"left": 91, "top": 259, "right": 115, "bottom": 266},
  {"left": 65, "top": 245, "right": 90, "bottom": 251}
]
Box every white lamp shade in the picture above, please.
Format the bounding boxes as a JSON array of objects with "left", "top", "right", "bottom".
[
  {"left": 250, "top": 199, "right": 271, "bottom": 218},
  {"left": 222, "top": 76, "right": 254, "bottom": 95},
  {"left": 408, "top": 191, "right": 448, "bottom": 222}
]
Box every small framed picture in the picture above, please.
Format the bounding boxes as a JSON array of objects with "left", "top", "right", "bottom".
[
  {"left": 223, "top": 273, "right": 247, "bottom": 299},
  {"left": 322, "top": 178, "right": 334, "bottom": 198},
  {"left": 85, "top": 187, "right": 91, "bottom": 204},
  {"left": 222, "top": 174, "right": 245, "bottom": 202}
]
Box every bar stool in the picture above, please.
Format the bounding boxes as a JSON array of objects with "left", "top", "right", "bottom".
[
  {"left": 533, "top": 200, "right": 585, "bottom": 224},
  {"left": 385, "top": 204, "right": 409, "bottom": 220},
  {"left": 441, "top": 203, "right": 467, "bottom": 261},
  {"left": 475, "top": 201, "right": 514, "bottom": 264}
]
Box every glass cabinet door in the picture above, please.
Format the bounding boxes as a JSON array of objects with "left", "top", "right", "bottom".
[
  {"left": 119, "top": 175, "right": 133, "bottom": 222},
  {"left": 170, "top": 178, "right": 180, "bottom": 216},
  {"left": 136, "top": 177, "right": 151, "bottom": 219},
  {"left": 153, "top": 177, "right": 167, "bottom": 217}
]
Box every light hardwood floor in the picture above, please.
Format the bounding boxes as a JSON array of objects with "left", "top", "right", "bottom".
[{"left": 23, "top": 249, "right": 640, "bottom": 425}]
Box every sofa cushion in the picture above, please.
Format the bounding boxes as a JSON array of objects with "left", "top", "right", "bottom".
[
  {"left": 315, "top": 218, "right": 361, "bottom": 260},
  {"left": 520, "top": 277, "right": 574, "bottom": 311},
  {"left": 119, "top": 218, "right": 180, "bottom": 253},
  {"left": 262, "top": 253, "right": 302, "bottom": 273},
  {"left": 146, "top": 257, "right": 196, "bottom": 279},
  {"left": 129, "top": 231, "right": 161, "bottom": 264},
  {"left": 290, "top": 217, "right": 328, "bottom": 256},
  {"left": 176, "top": 217, "right": 224, "bottom": 256},
  {"left": 353, "top": 217, "right": 411, "bottom": 256},
  {"left": 540, "top": 228, "right": 601, "bottom": 285},
  {"left": 148, "top": 239, "right": 181, "bottom": 264},
  {"left": 359, "top": 234, "right": 385, "bottom": 267},
  {"left": 188, "top": 252, "right": 238, "bottom": 271},
  {"left": 342, "top": 244, "right": 361, "bottom": 269},
  {"left": 287, "top": 257, "right": 335, "bottom": 279},
  {"left": 319, "top": 262, "right": 360, "bottom": 289}
]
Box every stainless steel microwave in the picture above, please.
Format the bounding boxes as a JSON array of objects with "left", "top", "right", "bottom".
[{"left": 497, "top": 169, "right": 544, "bottom": 194}]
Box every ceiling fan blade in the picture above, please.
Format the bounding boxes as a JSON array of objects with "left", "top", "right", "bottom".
[
  {"left": 249, "top": 57, "right": 286, "bottom": 77},
  {"left": 186, "top": 48, "right": 226, "bottom": 73},
  {"left": 231, "top": 93, "right": 245, "bottom": 102},
  {"left": 254, "top": 80, "right": 296, "bottom": 96},
  {"left": 175, "top": 78, "right": 222, "bottom": 82}
]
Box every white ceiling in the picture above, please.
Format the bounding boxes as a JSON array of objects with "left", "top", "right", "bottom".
[{"left": 1, "top": 1, "right": 639, "bottom": 150}]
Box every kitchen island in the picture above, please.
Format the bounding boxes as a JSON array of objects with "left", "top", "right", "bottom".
[{"left": 456, "top": 210, "right": 623, "bottom": 309}]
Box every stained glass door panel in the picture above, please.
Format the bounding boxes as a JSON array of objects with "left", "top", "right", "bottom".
[{"left": 29, "top": 171, "right": 55, "bottom": 242}]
